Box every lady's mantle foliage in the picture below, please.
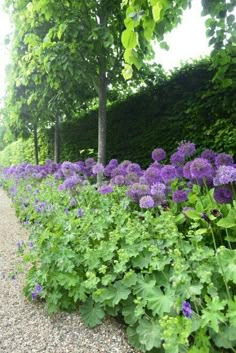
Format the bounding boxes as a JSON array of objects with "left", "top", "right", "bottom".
[{"left": 0, "top": 141, "right": 236, "bottom": 353}]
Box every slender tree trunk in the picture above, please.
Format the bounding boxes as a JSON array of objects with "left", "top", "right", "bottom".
[
  {"left": 97, "top": 55, "right": 107, "bottom": 184},
  {"left": 33, "top": 123, "right": 39, "bottom": 165},
  {"left": 97, "top": 11, "right": 107, "bottom": 185},
  {"left": 54, "top": 115, "right": 60, "bottom": 163}
]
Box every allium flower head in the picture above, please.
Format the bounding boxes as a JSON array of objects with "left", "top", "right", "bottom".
[
  {"left": 150, "top": 182, "right": 166, "bottom": 196},
  {"left": 144, "top": 167, "right": 162, "bottom": 185},
  {"left": 172, "top": 190, "right": 187, "bottom": 203},
  {"left": 181, "top": 301, "right": 192, "bottom": 318},
  {"left": 160, "top": 165, "right": 176, "bottom": 183},
  {"left": 213, "top": 165, "right": 236, "bottom": 186},
  {"left": 111, "top": 175, "right": 125, "bottom": 186},
  {"left": 92, "top": 163, "right": 104, "bottom": 175},
  {"left": 215, "top": 153, "right": 234, "bottom": 168},
  {"left": 177, "top": 141, "right": 196, "bottom": 157},
  {"left": 170, "top": 151, "right": 185, "bottom": 166},
  {"left": 183, "top": 161, "right": 192, "bottom": 179},
  {"left": 98, "top": 185, "right": 113, "bottom": 194},
  {"left": 139, "top": 195, "right": 155, "bottom": 209},
  {"left": 213, "top": 187, "right": 233, "bottom": 204},
  {"left": 126, "top": 183, "right": 150, "bottom": 203},
  {"left": 125, "top": 172, "right": 139, "bottom": 186},
  {"left": 190, "top": 158, "right": 213, "bottom": 179},
  {"left": 200, "top": 149, "right": 216, "bottom": 164},
  {"left": 151, "top": 148, "right": 166, "bottom": 162}
]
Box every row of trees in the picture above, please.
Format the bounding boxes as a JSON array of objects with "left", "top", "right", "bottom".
[{"left": 1, "top": 0, "right": 235, "bottom": 168}]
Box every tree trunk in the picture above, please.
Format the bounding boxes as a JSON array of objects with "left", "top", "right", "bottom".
[
  {"left": 33, "top": 123, "right": 39, "bottom": 165},
  {"left": 54, "top": 115, "right": 60, "bottom": 163},
  {"left": 97, "top": 11, "right": 107, "bottom": 185}
]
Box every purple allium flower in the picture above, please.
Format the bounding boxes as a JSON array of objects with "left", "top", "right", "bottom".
[
  {"left": 201, "top": 149, "right": 216, "bottom": 164},
  {"left": 181, "top": 301, "right": 192, "bottom": 318},
  {"left": 170, "top": 151, "right": 185, "bottom": 166},
  {"left": 213, "top": 187, "right": 233, "bottom": 204},
  {"left": 125, "top": 172, "right": 139, "bottom": 186},
  {"left": 177, "top": 141, "right": 196, "bottom": 157},
  {"left": 28, "top": 241, "right": 33, "bottom": 250},
  {"left": 139, "top": 195, "right": 155, "bottom": 209},
  {"left": 126, "top": 183, "right": 150, "bottom": 203},
  {"left": 92, "top": 163, "right": 104, "bottom": 175},
  {"left": 150, "top": 182, "right": 166, "bottom": 196},
  {"left": 213, "top": 166, "right": 236, "bottom": 186},
  {"left": 172, "top": 190, "right": 187, "bottom": 203},
  {"left": 215, "top": 153, "right": 234, "bottom": 168},
  {"left": 126, "top": 163, "right": 142, "bottom": 175},
  {"left": 175, "top": 166, "right": 184, "bottom": 178},
  {"left": 144, "top": 167, "right": 162, "bottom": 185},
  {"left": 183, "top": 162, "right": 192, "bottom": 179},
  {"left": 77, "top": 208, "right": 83, "bottom": 218},
  {"left": 151, "top": 148, "right": 166, "bottom": 162},
  {"left": 160, "top": 165, "right": 176, "bottom": 183},
  {"left": 98, "top": 185, "right": 113, "bottom": 194},
  {"left": 111, "top": 175, "right": 125, "bottom": 186},
  {"left": 190, "top": 158, "right": 213, "bottom": 179},
  {"left": 85, "top": 158, "right": 96, "bottom": 168}
]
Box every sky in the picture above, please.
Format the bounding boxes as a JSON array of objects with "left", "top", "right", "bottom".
[{"left": 0, "top": 0, "right": 212, "bottom": 99}]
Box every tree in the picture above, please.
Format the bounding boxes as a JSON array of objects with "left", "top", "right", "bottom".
[{"left": 121, "top": 0, "right": 236, "bottom": 87}]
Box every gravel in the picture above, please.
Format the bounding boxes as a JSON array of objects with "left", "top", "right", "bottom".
[{"left": 0, "top": 188, "right": 139, "bottom": 353}]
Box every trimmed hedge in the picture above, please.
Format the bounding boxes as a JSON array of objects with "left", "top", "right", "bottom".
[{"left": 0, "top": 60, "right": 235, "bottom": 166}]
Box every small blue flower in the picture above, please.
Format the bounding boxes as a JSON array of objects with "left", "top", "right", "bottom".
[{"left": 181, "top": 301, "right": 192, "bottom": 318}]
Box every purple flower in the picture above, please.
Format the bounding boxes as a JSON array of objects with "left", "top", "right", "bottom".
[
  {"left": 111, "top": 175, "right": 125, "bottom": 186},
  {"left": 183, "top": 161, "right": 192, "bottom": 179},
  {"left": 215, "top": 153, "right": 234, "bottom": 168},
  {"left": 139, "top": 195, "right": 155, "bottom": 209},
  {"left": 151, "top": 148, "right": 166, "bottom": 162},
  {"left": 160, "top": 165, "right": 176, "bottom": 183},
  {"left": 69, "top": 198, "right": 76, "bottom": 207},
  {"left": 77, "top": 208, "right": 83, "bottom": 218},
  {"left": 190, "top": 158, "right": 213, "bottom": 179},
  {"left": 213, "top": 187, "right": 233, "bottom": 204},
  {"left": 177, "top": 141, "right": 196, "bottom": 157},
  {"left": 201, "top": 149, "right": 216, "bottom": 164},
  {"left": 31, "top": 283, "right": 42, "bottom": 300},
  {"left": 150, "top": 182, "right": 166, "bottom": 196},
  {"left": 172, "top": 190, "right": 187, "bottom": 203},
  {"left": 213, "top": 166, "right": 236, "bottom": 186},
  {"left": 126, "top": 163, "right": 142, "bottom": 175},
  {"left": 181, "top": 301, "right": 192, "bottom": 318},
  {"left": 28, "top": 241, "right": 33, "bottom": 250},
  {"left": 92, "top": 163, "right": 104, "bottom": 175},
  {"left": 126, "top": 183, "right": 150, "bottom": 203},
  {"left": 170, "top": 151, "right": 185, "bottom": 166},
  {"left": 85, "top": 158, "right": 96, "bottom": 168},
  {"left": 125, "top": 172, "right": 139, "bottom": 186},
  {"left": 98, "top": 185, "right": 113, "bottom": 194},
  {"left": 144, "top": 167, "right": 162, "bottom": 185}
]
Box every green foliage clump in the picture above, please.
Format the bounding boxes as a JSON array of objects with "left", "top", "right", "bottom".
[{"left": 2, "top": 174, "right": 236, "bottom": 353}]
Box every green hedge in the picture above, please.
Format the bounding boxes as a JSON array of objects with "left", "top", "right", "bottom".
[{"left": 1, "top": 60, "right": 235, "bottom": 166}]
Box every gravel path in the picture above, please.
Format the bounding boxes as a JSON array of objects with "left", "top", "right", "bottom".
[{"left": 0, "top": 188, "right": 139, "bottom": 353}]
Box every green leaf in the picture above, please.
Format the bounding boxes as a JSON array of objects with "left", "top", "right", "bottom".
[
  {"left": 127, "top": 326, "right": 146, "bottom": 351},
  {"left": 210, "top": 326, "right": 236, "bottom": 348},
  {"left": 201, "top": 296, "right": 226, "bottom": 333},
  {"left": 218, "top": 248, "right": 236, "bottom": 283},
  {"left": 122, "top": 64, "right": 133, "bottom": 80},
  {"left": 134, "top": 275, "right": 156, "bottom": 297},
  {"left": 152, "top": 3, "right": 163, "bottom": 22},
  {"left": 146, "top": 287, "right": 174, "bottom": 316},
  {"left": 79, "top": 298, "right": 105, "bottom": 327},
  {"left": 121, "top": 29, "right": 138, "bottom": 49},
  {"left": 136, "top": 318, "right": 161, "bottom": 350},
  {"left": 226, "top": 297, "right": 236, "bottom": 327}
]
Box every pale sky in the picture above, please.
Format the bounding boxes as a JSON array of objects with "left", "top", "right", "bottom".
[{"left": 0, "top": 0, "right": 214, "bottom": 99}]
